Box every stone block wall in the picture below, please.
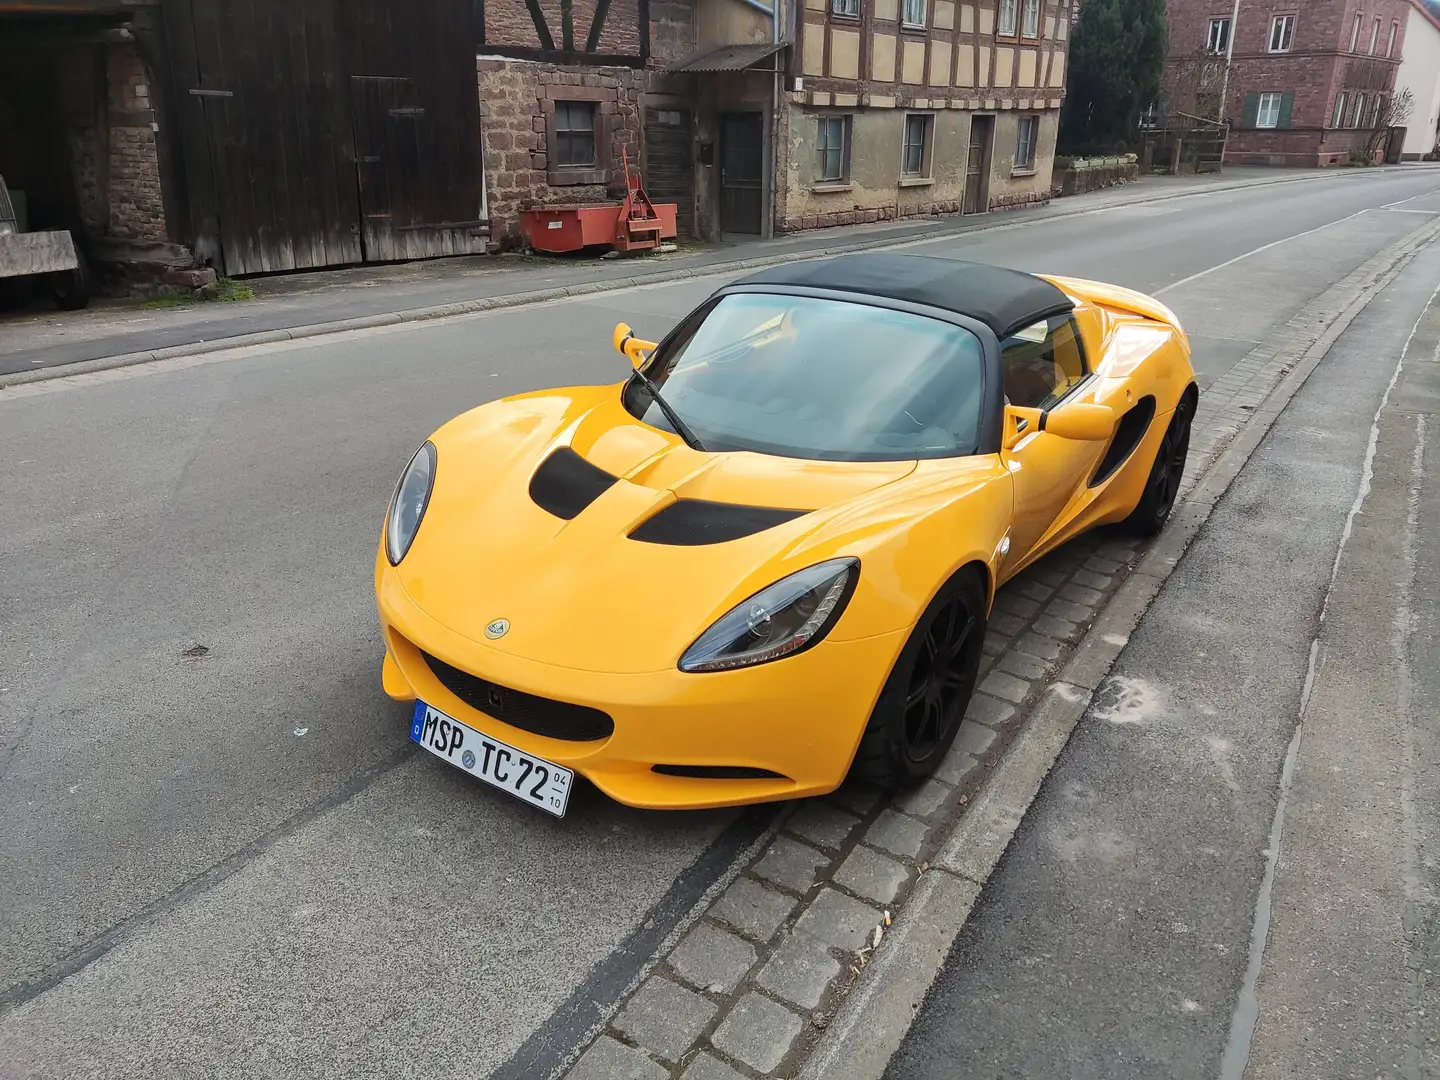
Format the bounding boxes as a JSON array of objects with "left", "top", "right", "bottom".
[
  {"left": 478, "top": 60, "right": 649, "bottom": 247},
  {"left": 106, "top": 45, "right": 167, "bottom": 242}
]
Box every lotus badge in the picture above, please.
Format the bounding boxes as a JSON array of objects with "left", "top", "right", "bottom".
[{"left": 485, "top": 618, "right": 510, "bottom": 640}]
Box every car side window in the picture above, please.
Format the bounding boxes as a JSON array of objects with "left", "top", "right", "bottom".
[{"left": 1000, "top": 315, "right": 1087, "bottom": 410}]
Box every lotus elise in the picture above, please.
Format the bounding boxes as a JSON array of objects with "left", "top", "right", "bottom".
[{"left": 376, "top": 254, "right": 1197, "bottom": 815}]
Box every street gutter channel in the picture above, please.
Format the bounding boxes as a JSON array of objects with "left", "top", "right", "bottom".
[
  {"left": 526, "top": 212, "right": 1440, "bottom": 1080},
  {"left": 0, "top": 167, "right": 1420, "bottom": 393}
]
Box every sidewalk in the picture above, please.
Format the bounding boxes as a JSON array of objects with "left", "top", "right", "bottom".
[
  {"left": 0, "top": 165, "right": 1410, "bottom": 380},
  {"left": 870, "top": 203, "right": 1440, "bottom": 1078}
]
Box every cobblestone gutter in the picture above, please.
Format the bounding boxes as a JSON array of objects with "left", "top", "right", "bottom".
[{"left": 540, "top": 213, "right": 1440, "bottom": 1080}]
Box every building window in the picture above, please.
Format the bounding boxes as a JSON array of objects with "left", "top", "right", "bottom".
[
  {"left": 1256, "top": 92, "right": 1283, "bottom": 128},
  {"left": 1022, "top": 0, "right": 1041, "bottom": 37},
  {"left": 1373, "top": 94, "right": 1386, "bottom": 127},
  {"left": 1015, "top": 114, "right": 1039, "bottom": 170},
  {"left": 902, "top": 0, "right": 926, "bottom": 27},
  {"left": 1352, "top": 92, "right": 1367, "bottom": 128},
  {"left": 1351, "top": 12, "right": 1363, "bottom": 51},
  {"left": 1370, "top": 16, "right": 1381, "bottom": 53},
  {"left": 1269, "top": 14, "right": 1295, "bottom": 53},
  {"left": 554, "top": 101, "right": 597, "bottom": 167},
  {"left": 832, "top": 0, "right": 860, "bottom": 17},
  {"left": 998, "top": 0, "right": 1017, "bottom": 36},
  {"left": 817, "top": 115, "right": 851, "bottom": 182},
  {"left": 1207, "top": 18, "right": 1231, "bottom": 54},
  {"left": 1332, "top": 92, "right": 1348, "bottom": 129},
  {"left": 902, "top": 113, "right": 932, "bottom": 176},
  {"left": 1387, "top": 20, "right": 1398, "bottom": 57}
]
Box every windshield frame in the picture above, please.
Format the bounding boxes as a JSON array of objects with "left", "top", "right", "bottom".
[{"left": 623, "top": 285, "right": 1005, "bottom": 462}]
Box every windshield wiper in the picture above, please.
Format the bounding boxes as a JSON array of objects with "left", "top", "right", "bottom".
[{"left": 628, "top": 366, "right": 708, "bottom": 452}]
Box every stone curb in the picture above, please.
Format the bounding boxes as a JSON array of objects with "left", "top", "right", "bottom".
[
  {"left": 0, "top": 167, "right": 1405, "bottom": 392},
  {"left": 795, "top": 211, "right": 1440, "bottom": 1080}
]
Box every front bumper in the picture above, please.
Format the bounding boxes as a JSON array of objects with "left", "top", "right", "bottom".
[{"left": 377, "top": 566, "right": 908, "bottom": 810}]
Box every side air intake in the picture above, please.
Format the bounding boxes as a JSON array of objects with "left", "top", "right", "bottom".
[
  {"left": 629, "top": 499, "right": 808, "bottom": 546},
  {"left": 529, "top": 447, "right": 618, "bottom": 520},
  {"left": 1090, "top": 395, "right": 1157, "bottom": 487}
]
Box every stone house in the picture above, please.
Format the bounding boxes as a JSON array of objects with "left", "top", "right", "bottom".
[{"left": 1162, "top": 0, "right": 1412, "bottom": 166}]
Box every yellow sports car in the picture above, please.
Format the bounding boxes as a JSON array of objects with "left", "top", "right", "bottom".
[{"left": 376, "top": 254, "right": 1197, "bottom": 815}]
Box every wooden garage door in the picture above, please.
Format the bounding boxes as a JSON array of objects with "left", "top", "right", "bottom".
[{"left": 644, "top": 107, "right": 693, "bottom": 240}]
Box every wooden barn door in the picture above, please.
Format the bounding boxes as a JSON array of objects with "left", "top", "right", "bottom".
[
  {"left": 644, "top": 107, "right": 693, "bottom": 239},
  {"left": 166, "top": 0, "right": 484, "bottom": 274}
]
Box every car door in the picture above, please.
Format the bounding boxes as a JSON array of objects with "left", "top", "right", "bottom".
[{"left": 997, "top": 314, "right": 1108, "bottom": 574}]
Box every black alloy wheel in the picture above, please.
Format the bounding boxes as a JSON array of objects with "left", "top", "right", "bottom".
[
  {"left": 851, "top": 570, "right": 987, "bottom": 789},
  {"left": 1124, "top": 396, "right": 1193, "bottom": 537}
]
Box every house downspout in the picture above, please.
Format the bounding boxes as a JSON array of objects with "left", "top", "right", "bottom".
[
  {"left": 767, "top": 0, "right": 781, "bottom": 239},
  {"left": 1218, "top": 0, "right": 1242, "bottom": 123}
]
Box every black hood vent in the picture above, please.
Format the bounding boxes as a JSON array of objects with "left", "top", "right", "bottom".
[
  {"left": 629, "top": 498, "right": 808, "bottom": 546},
  {"left": 529, "top": 447, "right": 618, "bottom": 520}
]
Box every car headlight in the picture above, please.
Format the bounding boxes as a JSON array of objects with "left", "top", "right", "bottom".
[
  {"left": 679, "top": 558, "right": 858, "bottom": 673},
  {"left": 385, "top": 441, "right": 436, "bottom": 566}
]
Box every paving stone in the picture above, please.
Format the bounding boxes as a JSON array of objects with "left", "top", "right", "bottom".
[
  {"left": 1045, "top": 599, "right": 1092, "bottom": 624},
  {"left": 794, "top": 888, "right": 882, "bottom": 952},
  {"left": 1016, "top": 579, "right": 1054, "bottom": 602},
  {"left": 1033, "top": 614, "right": 1079, "bottom": 640},
  {"left": 668, "top": 922, "right": 756, "bottom": 993},
  {"left": 979, "top": 670, "right": 1029, "bottom": 704},
  {"left": 894, "top": 777, "right": 951, "bottom": 818},
  {"left": 981, "top": 632, "right": 1011, "bottom": 657},
  {"left": 711, "top": 993, "right": 804, "bottom": 1074},
  {"left": 710, "top": 876, "right": 798, "bottom": 942},
  {"left": 827, "top": 779, "right": 883, "bottom": 816},
  {"left": 678, "top": 1053, "right": 748, "bottom": 1080},
  {"left": 992, "top": 592, "right": 1040, "bottom": 619},
  {"left": 865, "top": 808, "right": 929, "bottom": 858},
  {"left": 1014, "top": 632, "right": 1063, "bottom": 661},
  {"left": 1058, "top": 582, "right": 1104, "bottom": 606},
  {"left": 997, "top": 649, "right": 1050, "bottom": 680},
  {"left": 565, "top": 1036, "right": 667, "bottom": 1080},
  {"left": 1031, "top": 566, "right": 1068, "bottom": 588},
  {"left": 987, "top": 611, "right": 1027, "bottom": 636},
  {"left": 935, "top": 748, "right": 981, "bottom": 786},
  {"left": 834, "top": 844, "right": 909, "bottom": 904},
  {"left": 613, "top": 976, "right": 718, "bottom": 1063},
  {"left": 1072, "top": 568, "right": 1114, "bottom": 590},
  {"left": 787, "top": 802, "right": 861, "bottom": 850},
  {"left": 955, "top": 719, "right": 996, "bottom": 757},
  {"left": 964, "top": 693, "right": 1015, "bottom": 727},
  {"left": 756, "top": 932, "right": 843, "bottom": 1009},
  {"left": 753, "top": 836, "right": 829, "bottom": 894}
]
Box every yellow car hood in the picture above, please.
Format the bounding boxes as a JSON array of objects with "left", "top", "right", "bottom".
[{"left": 395, "top": 384, "right": 918, "bottom": 674}]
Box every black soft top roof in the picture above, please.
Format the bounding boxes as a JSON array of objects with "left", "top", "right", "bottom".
[{"left": 733, "top": 253, "right": 1075, "bottom": 339}]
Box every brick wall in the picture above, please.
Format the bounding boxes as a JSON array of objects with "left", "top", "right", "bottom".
[
  {"left": 105, "top": 45, "right": 167, "bottom": 242},
  {"left": 482, "top": 0, "right": 644, "bottom": 55},
  {"left": 1163, "top": 0, "right": 1409, "bottom": 165},
  {"left": 479, "top": 60, "right": 648, "bottom": 245}
]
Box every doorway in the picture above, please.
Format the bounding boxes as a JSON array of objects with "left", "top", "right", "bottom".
[
  {"left": 719, "top": 112, "right": 764, "bottom": 235},
  {"left": 645, "top": 107, "right": 694, "bottom": 239},
  {"left": 963, "top": 116, "right": 993, "bottom": 215}
]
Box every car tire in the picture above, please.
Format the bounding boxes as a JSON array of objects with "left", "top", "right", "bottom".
[
  {"left": 1122, "top": 395, "right": 1193, "bottom": 537},
  {"left": 849, "top": 567, "right": 987, "bottom": 791},
  {"left": 48, "top": 250, "right": 91, "bottom": 311}
]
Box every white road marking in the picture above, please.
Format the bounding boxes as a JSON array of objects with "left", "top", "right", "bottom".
[
  {"left": 1154, "top": 209, "right": 1370, "bottom": 296},
  {"left": 1382, "top": 187, "right": 1440, "bottom": 209}
]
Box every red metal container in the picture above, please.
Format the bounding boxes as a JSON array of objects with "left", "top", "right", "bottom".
[{"left": 519, "top": 203, "right": 677, "bottom": 254}]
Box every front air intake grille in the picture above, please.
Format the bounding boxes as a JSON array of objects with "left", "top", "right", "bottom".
[
  {"left": 529, "top": 446, "right": 618, "bottom": 520},
  {"left": 651, "top": 765, "right": 789, "bottom": 780},
  {"left": 421, "top": 650, "right": 614, "bottom": 742},
  {"left": 629, "top": 498, "right": 808, "bottom": 546}
]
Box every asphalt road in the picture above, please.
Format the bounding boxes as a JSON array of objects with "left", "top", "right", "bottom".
[{"left": 2, "top": 168, "right": 1439, "bottom": 1079}]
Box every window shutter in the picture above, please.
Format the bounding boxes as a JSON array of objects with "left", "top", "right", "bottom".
[
  {"left": 1278, "top": 91, "right": 1295, "bottom": 128},
  {"left": 1242, "top": 94, "right": 1260, "bottom": 128}
]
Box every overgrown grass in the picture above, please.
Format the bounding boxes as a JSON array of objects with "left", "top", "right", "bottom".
[{"left": 141, "top": 276, "right": 254, "bottom": 308}]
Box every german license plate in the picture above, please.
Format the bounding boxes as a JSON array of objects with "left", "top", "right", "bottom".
[{"left": 410, "top": 701, "right": 572, "bottom": 817}]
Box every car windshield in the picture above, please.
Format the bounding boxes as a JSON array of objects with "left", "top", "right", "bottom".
[{"left": 622, "top": 293, "right": 986, "bottom": 461}]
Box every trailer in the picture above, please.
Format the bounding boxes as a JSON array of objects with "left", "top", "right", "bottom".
[{"left": 0, "top": 175, "right": 90, "bottom": 311}]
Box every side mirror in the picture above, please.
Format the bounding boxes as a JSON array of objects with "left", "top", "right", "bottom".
[
  {"left": 612, "top": 321, "right": 657, "bottom": 369},
  {"left": 1043, "top": 402, "right": 1115, "bottom": 442}
]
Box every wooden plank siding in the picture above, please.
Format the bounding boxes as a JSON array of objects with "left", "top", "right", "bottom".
[{"left": 162, "top": 0, "right": 485, "bottom": 275}]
